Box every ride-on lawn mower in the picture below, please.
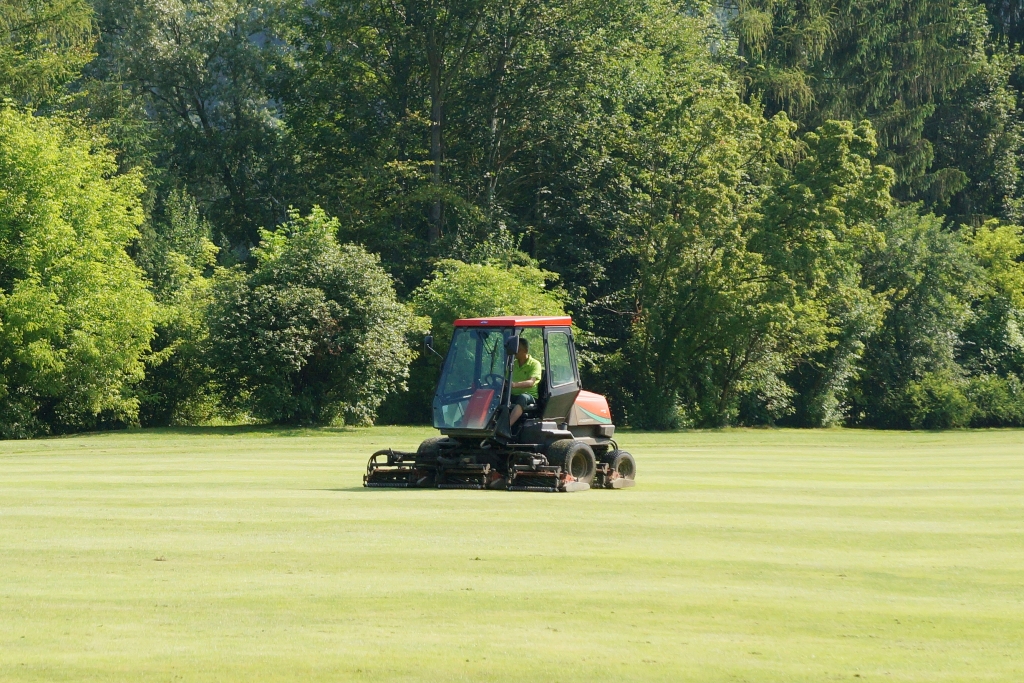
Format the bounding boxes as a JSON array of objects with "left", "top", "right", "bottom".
[{"left": 364, "top": 316, "right": 636, "bottom": 492}]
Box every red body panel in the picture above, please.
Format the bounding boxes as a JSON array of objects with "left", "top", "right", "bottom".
[
  {"left": 454, "top": 316, "right": 572, "bottom": 327},
  {"left": 461, "top": 388, "right": 495, "bottom": 429}
]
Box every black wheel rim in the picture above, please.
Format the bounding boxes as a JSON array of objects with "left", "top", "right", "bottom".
[{"left": 616, "top": 457, "right": 634, "bottom": 479}]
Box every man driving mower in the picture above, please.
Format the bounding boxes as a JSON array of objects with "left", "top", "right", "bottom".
[
  {"left": 509, "top": 337, "right": 542, "bottom": 427},
  {"left": 363, "top": 315, "right": 637, "bottom": 492}
]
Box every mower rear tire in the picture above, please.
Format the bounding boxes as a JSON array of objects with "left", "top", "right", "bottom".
[
  {"left": 604, "top": 450, "right": 636, "bottom": 480},
  {"left": 546, "top": 439, "right": 597, "bottom": 485}
]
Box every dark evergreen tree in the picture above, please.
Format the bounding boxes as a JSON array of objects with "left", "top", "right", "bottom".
[
  {"left": 984, "top": 0, "right": 1024, "bottom": 44},
  {"left": 727, "top": 0, "right": 992, "bottom": 204}
]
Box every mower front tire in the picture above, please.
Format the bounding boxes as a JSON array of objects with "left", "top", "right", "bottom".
[
  {"left": 411, "top": 437, "right": 451, "bottom": 487},
  {"left": 415, "top": 437, "right": 446, "bottom": 463},
  {"left": 546, "top": 439, "right": 597, "bottom": 485},
  {"left": 604, "top": 450, "right": 636, "bottom": 480}
]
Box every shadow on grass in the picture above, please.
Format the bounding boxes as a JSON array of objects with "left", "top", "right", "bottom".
[
  {"left": 52, "top": 424, "right": 390, "bottom": 440},
  {"left": 146, "top": 425, "right": 358, "bottom": 437},
  {"left": 21, "top": 423, "right": 436, "bottom": 446},
  {"left": 311, "top": 487, "right": 380, "bottom": 493}
]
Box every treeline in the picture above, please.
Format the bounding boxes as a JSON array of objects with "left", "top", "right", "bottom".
[{"left": 2, "top": 0, "right": 1024, "bottom": 437}]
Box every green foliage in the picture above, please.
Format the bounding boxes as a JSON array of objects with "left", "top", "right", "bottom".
[
  {"left": 851, "top": 207, "right": 978, "bottom": 427},
  {"left": 984, "top": 0, "right": 1024, "bottom": 44},
  {"left": 954, "top": 220, "right": 1024, "bottom": 427},
  {"left": 969, "top": 221, "right": 1024, "bottom": 308},
  {"left": 0, "top": 0, "right": 94, "bottom": 104},
  {"left": 901, "top": 370, "right": 974, "bottom": 429},
  {"left": 729, "top": 0, "right": 996, "bottom": 209},
  {"left": 0, "top": 107, "right": 154, "bottom": 437},
  {"left": 621, "top": 116, "right": 895, "bottom": 429},
  {"left": 959, "top": 220, "right": 1024, "bottom": 378},
  {"left": 759, "top": 120, "right": 894, "bottom": 426},
  {"left": 7, "top": 0, "right": 1024, "bottom": 434},
  {"left": 926, "top": 49, "right": 1024, "bottom": 225},
  {"left": 378, "top": 258, "right": 564, "bottom": 424},
  {"left": 87, "top": 0, "right": 291, "bottom": 247},
  {"left": 207, "top": 208, "right": 419, "bottom": 425},
  {"left": 411, "top": 260, "right": 565, "bottom": 350},
  {"left": 848, "top": 215, "right": 1024, "bottom": 429},
  {"left": 281, "top": 0, "right": 682, "bottom": 291},
  {"left": 966, "top": 373, "right": 1024, "bottom": 425},
  {"left": 135, "top": 190, "right": 222, "bottom": 426}
]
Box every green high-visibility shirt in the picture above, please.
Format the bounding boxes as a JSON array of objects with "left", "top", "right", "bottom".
[{"left": 511, "top": 354, "right": 543, "bottom": 398}]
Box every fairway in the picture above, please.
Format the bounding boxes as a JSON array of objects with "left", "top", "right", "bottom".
[{"left": 1, "top": 428, "right": 1022, "bottom": 682}]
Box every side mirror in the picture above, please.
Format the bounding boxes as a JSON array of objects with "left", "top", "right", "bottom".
[
  {"left": 423, "top": 334, "right": 443, "bottom": 360},
  {"left": 504, "top": 334, "right": 520, "bottom": 356}
]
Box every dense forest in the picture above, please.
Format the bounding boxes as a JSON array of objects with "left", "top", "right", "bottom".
[{"left": 2, "top": 0, "right": 1024, "bottom": 437}]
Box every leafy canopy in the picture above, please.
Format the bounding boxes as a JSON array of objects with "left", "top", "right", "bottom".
[
  {"left": 411, "top": 259, "right": 565, "bottom": 352},
  {"left": 0, "top": 107, "right": 154, "bottom": 437},
  {"left": 0, "top": 0, "right": 94, "bottom": 103}
]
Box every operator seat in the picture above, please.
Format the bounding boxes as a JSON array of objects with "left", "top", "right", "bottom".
[{"left": 522, "top": 370, "right": 547, "bottom": 417}]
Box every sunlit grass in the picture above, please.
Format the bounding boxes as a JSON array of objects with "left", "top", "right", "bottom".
[{"left": 1, "top": 427, "right": 1022, "bottom": 682}]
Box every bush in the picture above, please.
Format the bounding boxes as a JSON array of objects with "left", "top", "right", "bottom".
[
  {"left": 902, "top": 371, "right": 974, "bottom": 429},
  {"left": 967, "top": 374, "right": 1024, "bottom": 426},
  {"left": 0, "top": 108, "right": 155, "bottom": 437},
  {"left": 207, "top": 208, "right": 418, "bottom": 425},
  {"left": 411, "top": 260, "right": 565, "bottom": 349}
]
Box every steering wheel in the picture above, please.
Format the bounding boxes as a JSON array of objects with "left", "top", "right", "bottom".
[{"left": 480, "top": 373, "right": 505, "bottom": 388}]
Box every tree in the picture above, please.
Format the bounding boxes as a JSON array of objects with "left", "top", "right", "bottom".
[
  {"left": 207, "top": 207, "right": 419, "bottom": 425},
  {"left": 727, "top": 0, "right": 991, "bottom": 201},
  {"left": 925, "top": 48, "right": 1024, "bottom": 225},
  {"left": 0, "top": 108, "right": 155, "bottom": 437},
  {"left": 758, "top": 120, "right": 894, "bottom": 426},
  {"left": 281, "top": 0, "right": 653, "bottom": 291},
  {"left": 0, "top": 0, "right": 93, "bottom": 104},
  {"left": 135, "top": 190, "right": 222, "bottom": 426},
  {"left": 281, "top": 0, "right": 495, "bottom": 272},
  {"left": 411, "top": 259, "right": 565, "bottom": 349},
  {"left": 608, "top": 108, "right": 894, "bottom": 428},
  {"left": 88, "top": 0, "right": 291, "bottom": 248},
  {"left": 850, "top": 206, "right": 978, "bottom": 427},
  {"left": 573, "top": 13, "right": 821, "bottom": 428},
  {"left": 959, "top": 220, "right": 1024, "bottom": 425},
  {"left": 984, "top": 0, "right": 1024, "bottom": 44}
]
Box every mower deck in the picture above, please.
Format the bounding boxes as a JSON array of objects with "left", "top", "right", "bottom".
[{"left": 364, "top": 446, "right": 630, "bottom": 492}]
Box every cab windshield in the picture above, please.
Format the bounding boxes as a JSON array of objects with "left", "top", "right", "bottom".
[{"left": 433, "top": 327, "right": 511, "bottom": 430}]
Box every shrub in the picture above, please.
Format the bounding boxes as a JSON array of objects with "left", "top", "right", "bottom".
[
  {"left": 207, "top": 207, "right": 419, "bottom": 425},
  {"left": 967, "top": 374, "right": 1024, "bottom": 427},
  {"left": 902, "top": 371, "right": 974, "bottom": 429}
]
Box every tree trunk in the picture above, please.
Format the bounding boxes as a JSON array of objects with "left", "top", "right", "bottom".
[
  {"left": 428, "top": 31, "right": 443, "bottom": 243},
  {"left": 486, "top": 48, "right": 507, "bottom": 215}
]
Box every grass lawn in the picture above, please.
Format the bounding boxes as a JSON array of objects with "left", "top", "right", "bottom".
[{"left": 1, "top": 427, "right": 1022, "bottom": 682}]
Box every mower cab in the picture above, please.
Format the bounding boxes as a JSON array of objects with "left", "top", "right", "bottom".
[{"left": 364, "top": 316, "right": 636, "bottom": 492}]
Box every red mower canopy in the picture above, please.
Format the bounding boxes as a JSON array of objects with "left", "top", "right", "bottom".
[{"left": 453, "top": 316, "right": 572, "bottom": 327}]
